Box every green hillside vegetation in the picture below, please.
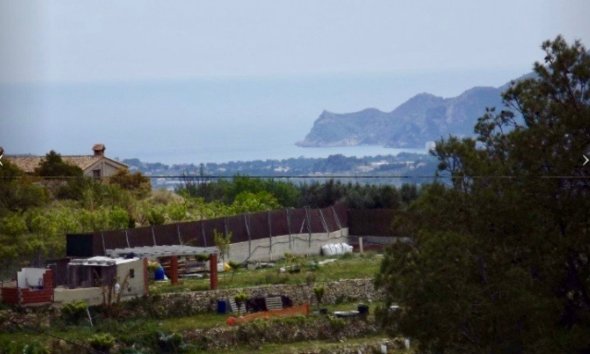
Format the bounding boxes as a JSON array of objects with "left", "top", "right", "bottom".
[{"left": 0, "top": 151, "right": 418, "bottom": 277}]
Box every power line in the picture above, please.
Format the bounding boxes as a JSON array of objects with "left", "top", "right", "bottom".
[{"left": 1, "top": 174, "right": 589, "bottom": 180}]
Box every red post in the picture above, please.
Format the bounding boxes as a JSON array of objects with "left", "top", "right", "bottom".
[
  {"left": 209, "top": 253, "right": 218, "bottom": 290},
  {"left": 170, "top": 256, "right": 179, "bottom": 285}
]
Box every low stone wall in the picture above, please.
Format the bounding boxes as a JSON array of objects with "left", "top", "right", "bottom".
[{"left": 159, "top": 278, "right": 381, "bottom": 314}]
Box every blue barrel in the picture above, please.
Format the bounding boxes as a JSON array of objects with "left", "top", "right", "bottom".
[
  {"left": 217, "top": 300, "right": 228, "bottom": 314},
  {"left": 154, "top": 266, "right": 165, "bottom": 281}
]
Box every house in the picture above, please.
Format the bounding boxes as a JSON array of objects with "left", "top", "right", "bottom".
[{"left": 7, "top": 144, "right": 127, "bottom": 179}]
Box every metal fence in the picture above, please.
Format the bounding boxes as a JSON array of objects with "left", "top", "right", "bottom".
[
  {"left": 347, "top": 209, "right": 396, "bottom": 236},
  {"left": 67, "top": 203, "right": 349, "bottom": 257}
]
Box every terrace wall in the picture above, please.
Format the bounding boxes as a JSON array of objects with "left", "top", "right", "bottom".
[{"left": 158, "top": 278, "right": 380, "bottom": 314}]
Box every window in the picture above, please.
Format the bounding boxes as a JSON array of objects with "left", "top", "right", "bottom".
[
  {"left": 129, "top": 269, "right": 135, "bottom": 278},
  {"left": 92, "top": 169, "right": 101, "bottom": 179}
]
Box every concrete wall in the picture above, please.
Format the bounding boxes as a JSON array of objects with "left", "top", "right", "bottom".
[
  {"left": 115, "top": 259, "right": 145, "bottom": 298},
  {"left": 226, "top": 228, "right": 349, "bottom": 263},
  {"left": 54, "top": 287, "right": 104, "bottom": 306}
]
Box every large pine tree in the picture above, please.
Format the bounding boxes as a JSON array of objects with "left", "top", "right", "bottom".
[{"left": 376, "top": 36, "right": 590, "bottom": 353}]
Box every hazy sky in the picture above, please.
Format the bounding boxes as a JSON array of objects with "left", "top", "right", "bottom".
[
  {"left": 1, "top": 1, "right": 589, "bottom": 163},
  {"left": 1, "top": 0, "right": 589, "bottom": 84}
]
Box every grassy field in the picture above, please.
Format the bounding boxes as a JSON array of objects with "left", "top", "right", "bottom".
[{"left": 150, "top": 252, "right": 383, "bottom": 294}]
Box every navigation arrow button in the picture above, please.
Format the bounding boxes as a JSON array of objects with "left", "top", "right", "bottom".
[{"left": 583, "top": 154, "right": 589, "bottom": 167}]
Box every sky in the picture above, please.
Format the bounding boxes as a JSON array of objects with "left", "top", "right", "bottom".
[
  {"left": 0, "top": 1, "right": 589, "bottom": 163},
  {"left": 1, "top": 0, "right": 589, "bottom": 84}
]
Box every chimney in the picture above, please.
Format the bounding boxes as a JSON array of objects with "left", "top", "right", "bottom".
[{"left": 92, "top": 144, "right": 106, "bottom": 157}]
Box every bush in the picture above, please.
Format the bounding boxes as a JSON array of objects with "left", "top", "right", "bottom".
[
  {"left": 88, "top": 333, "right": 115, "bottom": 353},
  {"left": 60, "top": 300, "right": 88, "bottom": 325},
  {"left": 157, "top": 332, "right": 185, "bottom": 353}
]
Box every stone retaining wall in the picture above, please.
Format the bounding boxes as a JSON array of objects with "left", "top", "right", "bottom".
[{"left": 159, "top": 278, "right": 381, "bottom": 313}]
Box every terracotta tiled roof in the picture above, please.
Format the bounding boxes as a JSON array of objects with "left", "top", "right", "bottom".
[{"left": 6, "top": 155, "right": 126, "bottom": 173}]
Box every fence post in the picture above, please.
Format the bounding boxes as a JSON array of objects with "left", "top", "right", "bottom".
[
  {"left": 318, "top": 208, "right": 330, "bottom": 239},
  {"left": 305, "top": 207, "right": 312, "bottom": 249},
  {"left": 224, "top": 217, "right": 230, "bottom": 259},
  {"left": 359, "top": 237, "right": 364, "bottom": 254},
  {"left": 244, "top": 214, "right": 252, "bottom": 259},
  {"left": 151, "top": 226, "right": 157, "bottom": 246},
  {"left": 101, "top": 232, "right": 106, "bottom": 255},
  {"left": 267, "top": 211, "right": 273, "bottom": 260},
  {"left": 201, "top": 222, "right": 207, "bottom": 247},
  {"left": 286, "top": 208, "right": 292, "bottom": 250},
  {"left": 331, "top": 206, "right": 343, "bottom": 238},
  {"left": 177, "top": 224, "right": 183, "bottom": 245}
]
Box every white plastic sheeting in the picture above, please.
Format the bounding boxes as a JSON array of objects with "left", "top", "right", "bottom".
[{"left": 321, "top": 242, "right": 353, "bottom": 256}]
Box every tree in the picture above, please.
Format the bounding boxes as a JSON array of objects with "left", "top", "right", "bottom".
[
  {"left": 213, "top": 229, "right": 232, "bottom": 262},
  {"left": 0, "top": 160, "right": 47, "bottom": 214},
  {"left": 376, "top": 36, "right": 590, "bottom": 353},
  {"left": 108, "top": 169, "right": 151, "bottom": 197},
  {"left": 34, "top": 150, "right": 83, "bottom": 177}
]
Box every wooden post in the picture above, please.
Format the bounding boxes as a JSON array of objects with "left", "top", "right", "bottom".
[
  {"left": 359, "top": 237, "right": 364, "bottom": 254},
  {"left": 210, "top": 253, "right": 218, "bottom": 290},
  {"left": 170, "top": 256, "right": 179, "bottom": 285}
]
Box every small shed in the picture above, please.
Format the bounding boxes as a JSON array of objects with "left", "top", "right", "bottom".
[{"left": 53, "top": 257, "right": 147, "bottom": 306}]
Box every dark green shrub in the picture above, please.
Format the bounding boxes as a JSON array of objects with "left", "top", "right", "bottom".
[
  {"left": 157, "top": 332, "right": 185, "bottom": 353},
  {"left": 60, "top": 300, "right": 88, "bottom": 325},
  {"left": 88, "top": 333, "right": 115, "bottom": 353}
]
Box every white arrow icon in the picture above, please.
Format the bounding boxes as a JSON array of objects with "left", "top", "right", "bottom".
[{"left": 584, "top": 154, "right": 589, "bottom": 167}]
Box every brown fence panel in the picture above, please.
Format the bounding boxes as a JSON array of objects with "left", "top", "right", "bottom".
[
  {"left": 92, "top": 233, "right": 104, "bottom": 255},
  {"left": 248, "top": 212, "right": 269, "bottom": 240},
  {"left": 102, "top": 230, "right": 128, "bottom": 250},
  {"left": 202, "top": 217, "right": 226, "bottom": 246},
  {"left": 334, "top": 203, "right": 348, "bottom": 228},
  {"left": 269, "top": 210, "right": 289, "bottom": 236},
  {"left": 289, "top": 208, "right": 307, "bottom": 234},
  {"left": 226, "top": 215, "right": 249, "bottom": 243},
  {"left": 177, "top": 221, "right": 202, "bottom": 247},
  {"left": 322, "top": 207, "right": 338, "bottom": 232},
  {"left": 347, "top": 209, "right": 395, "bottom": 236},
  {"left": 154, "top": 223, "right": 182, "bottom": 246},
  {"left": 127, "top": 227, "right": 153, "bottom": 248},
  {"left": 308, "top": 209, "right": 324, "bottom": 233}
]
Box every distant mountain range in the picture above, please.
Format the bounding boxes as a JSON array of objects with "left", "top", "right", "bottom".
[{"left": 297, "top": 75, "right": 528, "bottom": 148}]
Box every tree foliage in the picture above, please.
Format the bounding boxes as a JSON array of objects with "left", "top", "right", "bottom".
[
  {"left": 376, "top": 36, "right": 590, "bottom": 353},
  {"left": 34, "top": 150, "right": 83, "bottom": 177}
]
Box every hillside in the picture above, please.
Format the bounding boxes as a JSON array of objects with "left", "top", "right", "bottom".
[{"left": 297, "top": 83, "right": 509, "bottom": 148}]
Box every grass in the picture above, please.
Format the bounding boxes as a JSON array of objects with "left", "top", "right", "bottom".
[
  {"left": 150, "top": 252, "right": 383, "bottom": 294},
  {"left": 195, "top": 335, "right": 412, "bottom": 354},
  {"left": 0, "top": 301, "right": 386, "bottom": 352}
]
